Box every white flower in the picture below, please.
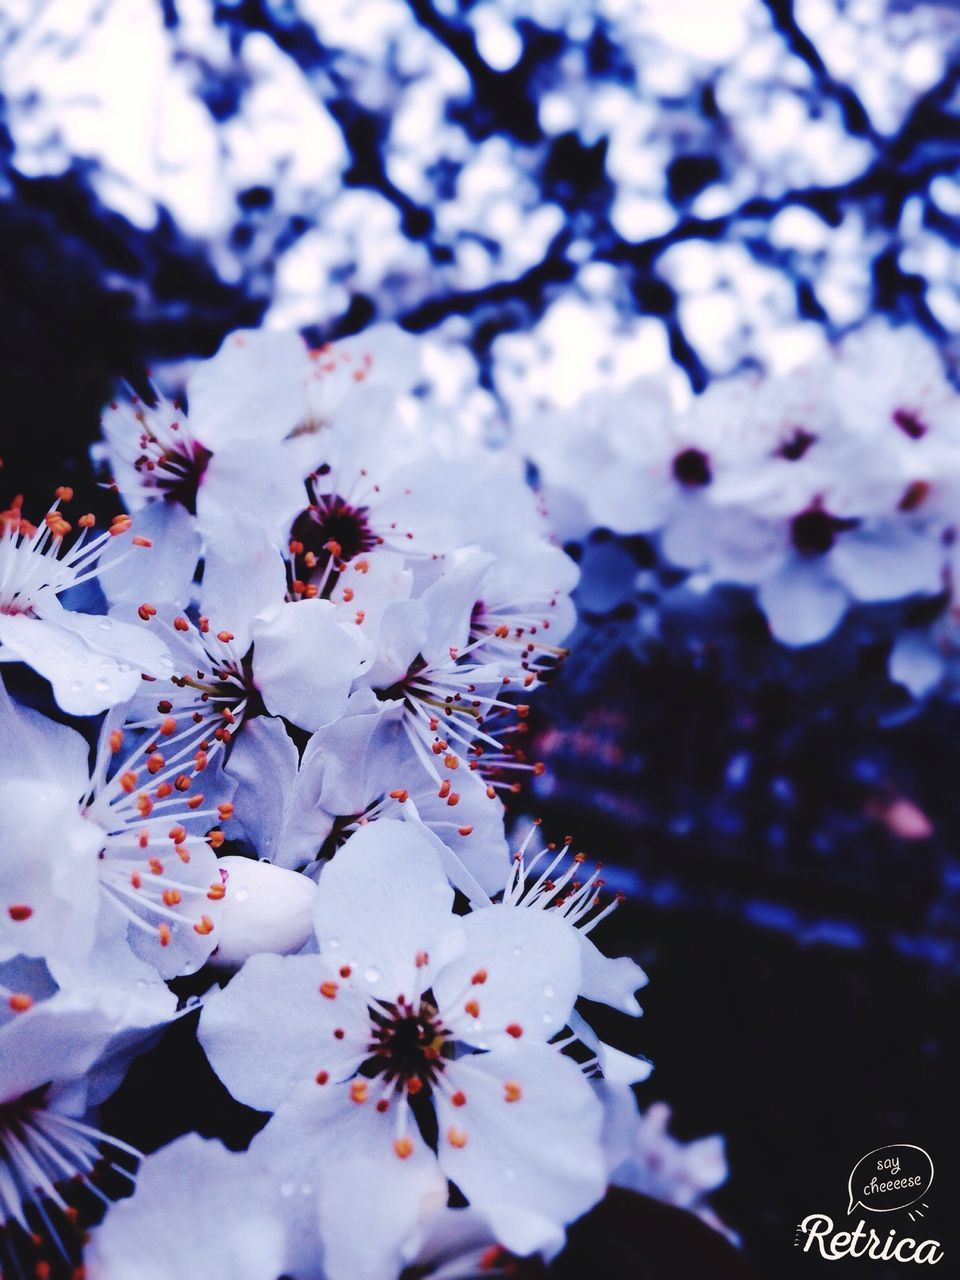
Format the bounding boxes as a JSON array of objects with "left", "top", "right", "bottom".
[
  {"left": 601, "top": 1088, "right": 735, "bottom": 1242},
  {"left": 99, "top": 329, "right": 309, "bottom": 607},
  {"left": 0, "top": 681, "right": 232, "bottom": 980},
  {"left": 199, "top": 820, "right": 606, "bottom": 1279},
  {"left": 0, "top": 493, "right": 170, "bottom": 714},
  {"left": 85, "top": 1135, "right": 288, "bottom": 1280},
  {"left": 0, "top": 954, "right": 172, "bottom": 1270}
]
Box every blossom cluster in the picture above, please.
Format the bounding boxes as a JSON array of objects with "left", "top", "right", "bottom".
[
  {"left": 0, "top": 326, "right": 701, "bottom": 1278},
  {"left": 523, "top": 321, "right": 960, "bottom": 688}
]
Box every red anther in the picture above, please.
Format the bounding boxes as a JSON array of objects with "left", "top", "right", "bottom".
[
  {"left": 471, "top": 969, "right": 487, "bottom": 985},
  {"left": 207, "top": 882, "right": 226, "bottom": 901},
  {"left": 8, "top": 993, "right": 33, "bottom": 1013},
  {"left": 162, "top": 889, "right": 182, "bottom": 907},
  {"left": 315, "top": 1071, "right": 329, "bottom": 1085},
  {"left": 289, "top": 540, "right": 305, "bottom": 555},
  {"left": 464, "top": 999, "right": 480, "bottom": 1018},
  {"left": 486, "top": 785, "right": 496, "bottom": 799},
  {"left": 108, "top": 729, "right": 124, "bottom": 754},
  {"left": 186, "top": 794, "right": 204, "bottom": 810},
  {"left": 323, "top": 539, "right": 342, "bottom": 558},
  {"left": 148, "top": 858, "right": 164, "bottom": 876},
  {"left": 8, "top": 904, "right": 32, "bottom": 922},
  {"left": 446, "top": 792, "right": 460, "bottom": 807},
  {"left": 354, "top": 610, "right": 365, "bottom": 625},
  {"left": 355, "top": 559, "right": 369, "bottom": 573},
  {"left": 320, "top": 981, "right": 338, "bottom": 999},
  {"left": 168, "top": 825, "right": 187, "bottom": 843},
  {"left": 174, "top": 774, "right": 191, "bottom": 792},
  {"left": 173, "top": 616, "right": 190, "bottom": 632},
  {"left": 415, "top": 951, "right": 429, "bottom": 968},
  {"left": 443, "top": 754, "right": 459, "bottom": 770},
  {"left": 132, "top": 535, "right": 152, "bottom": 547},
  {"left": 501, "top": 676, "right": 511, "bottom": 686},
  {"left": 451, "top": 1091, "right": 467, "bottom": 1107},
  {"left": 217, "top": 630, "right": 234, "bottom": 643},
  {"left": 158, "top": 923, "right": 172, "bottom": 947},
  {"left": 516, "top": 705, "right": 530, "bottom": 718},
  {"left": 505, "top": 1023, "right": 523, "bottom": 1039},
  {"left": 339, "top": 965, "right": 352, "bottom": 978},
  {"left": 341, "top": 586, "right": 354, "bottom": 602},
  {"left": 155, "top": 782, "right": 173, "bottom": 798},
  {"left": 218, "top": 802, "right": 234, "bottom": 821},
  {"left": 406, "top": 1077, "right": 423, "bottom": 1095},
  {"left": 438, "top": 780, "right": 451, "bottom": 799},
  {"left": 175, "top": 845, "right": 191, "bottom": 864},
  {"left": 207, "top": 829, "right": 225, "bottom": 849},
  {"left": 458, "top": 825, "right": 474, "bottom": 836},
  {"left": 193, "top": 915, "right": 214, "bottom": 936},
  {"left": 389, "top": 789, "right": 408, "bottom": 803},
  {"left": 221, "top": 708, "right": 236, "bottom": 724},
  {"left": 159, "top": 716, "right": 176, "bottom": 736},
  {"left": 199, "top": 616, "right": 210, "bottom": 633},
  {"left": 350, "top": 1081, "right": 368, "bottom": 1104},
  {"left": 137, "top": 603, "right": 157, "bottom": 621},
  {"left": 376, "top": 1099, "right": 390, "bottom": 1113},
  {"left": 119, "top": 771, "right": 137, "bottom": 793},
  {"left": 147, "top": 753, "right": 164, "bottom": 775}
]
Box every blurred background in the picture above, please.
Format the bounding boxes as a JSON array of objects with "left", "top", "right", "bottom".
[{"left": 2, "top": 1, "right": 960, "bottom": 1275}]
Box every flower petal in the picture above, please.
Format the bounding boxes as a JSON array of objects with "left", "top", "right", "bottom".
[{"left": 253, "top": 599, "right": 366, "bottom": 732}]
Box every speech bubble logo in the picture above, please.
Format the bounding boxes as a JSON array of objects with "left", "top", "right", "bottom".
[{"left": 847, "top": 1144, "right": 934, "bottom": 1216}]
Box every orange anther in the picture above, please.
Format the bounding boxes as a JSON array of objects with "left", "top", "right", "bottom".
[
  {"left": 451, "top": 1090, "right": 467, "bottom": 1107},
  {"left": 504, "top": 1081, "right": 522, "bottom": 1103},
  {"left": 350, "top": 1081, "right": 368, "bottom": 1104},
  {"left": 464, "top": 999, "right": 480, "bottom": 1018},
  {"left": 471, "top": 969, "right": 487, "bottom": 985},
  {"left": 120, "top": 771, "right": 138, "bottom": 793},
  {"left": 315, "top": 1070, "right": 329, "bottom": 1085},
  {"left": 447, "top": 1127, "right": 468, "bottom": 1149},
  {"left": 193, "top": 915, "right": 214, "bottom": 936},
  {"left": 394, "top": 1137, "right": 414, "bottom": 1159},
  {"left": 162, "top": 889, "right": 182, "bottom": 907},
  {"left": 174, "top": 616, "right": 190, "bottom": 632},
  {"left": 320, "top": 981, "right": 338, "bottom": 999},
  {"left": 505, "top": 1023, "right": 523, "bottom": 1039},
  {"left": 8, "top": 993, "right": 33, "bottom": 1013},
  {"left": 158, "top": 923, "right": 172, "bottom": 947},
  {"left": 132, "top": 536, "right": 152, "bottom": 547},
  {"left": 216, "top": 630, "right": 234, "bottom": 644},
  {"left": 160, "top": 716, "right": 176, "bottom": 736}
]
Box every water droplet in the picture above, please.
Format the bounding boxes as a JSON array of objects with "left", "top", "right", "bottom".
[
  {"left": 94, "top": 678, "right": 110, "bottom": 693},
  {"left": 543, "top": 983, "right": 555, "bottom": 999},
  {"left": 235, "top": 889, "right": 249, "bottom": 904},
  {"left": 364, "top": 965, "right": 381, "bottom": 984},
  {"left": 542, "top": 1013, "right": 554, "bottom": 1025},
  {"left": 327, "top": 937, "right": 341, "bottom": 949},
  {"left": 512, "top": 946, "right": 523, "bottom": 958},
  {"left": 117, "top": 662, "right": 131, "bottom": 673},
  {"left": 280, "top": 1181, "right": 296, "bottom": 1198},
  {"left": 69, "top": 680, "right": 85, "bottom": 693},
  {"left": 158, "top": 654, "right": 174, "bottom": 669},
  {"left": 300, "top": 1183, "right": 312, "bottom": 1196},
  {"left": 98, "top": 618, "right": 113, "bottom": 632}
]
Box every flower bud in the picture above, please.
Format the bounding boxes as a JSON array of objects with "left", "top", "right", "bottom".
[{"left": 209, "top": 856, "right": 317, "bottom": 970}]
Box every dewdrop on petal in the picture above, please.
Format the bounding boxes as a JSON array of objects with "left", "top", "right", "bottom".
[{"left": 209, "top": 856, "right": 318, "bottom": 970}]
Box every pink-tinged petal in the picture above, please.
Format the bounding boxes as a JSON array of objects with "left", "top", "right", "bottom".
[
  {"left": 199, "top": 953, "right": 369, "bottom": 1111},
  {"left": 187, "top": 329, "right": 310, "bottom": 450},
  {"left": 313, "top": 820, "right": 465, "bottom": 1004},
  {"left": 436, "top": 1045, "right": 606, "bottom": 1255},
  {"left": 252, "top": 599, "right": 366, "bottom": 733},
  {"left": 253, "top": 1083, "right": 446, "bottom": 1280},
  {"left": 435, "top": 904, "right": 580, "bottom": 1049}
]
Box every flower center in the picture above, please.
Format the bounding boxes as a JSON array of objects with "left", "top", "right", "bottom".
[
  {"left": 137, "top": 442, "right": 212, "bottom": 515},
  {"left": 790, "top": 507, "right": 858, "bottom": 557},
  {"left": 778, "top": 428, "right": 816, "bottom": 461},
  {"left": 365, "top": 997, "right": 449, "bottom": 1090},
  {"left": 672, "top": 448, "right": 712, "bottom": 487},
  {"left": 291, "top": 494, "right": 377, "bottom": 573},
  {"left": 892, "top": 408, "right": 927, "bottom": 440}
]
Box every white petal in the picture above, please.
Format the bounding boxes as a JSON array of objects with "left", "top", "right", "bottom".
[
  {"left": 578, "top": 934, "right": 648, "bottom": 1016},
  {"left": 199, "top": 953, "right": 368, "bottom": 1110},
  {"left": 86, "top": 1135, "right": 288, "bottom": 1280},
  {"left": 830, "top": 524, "right": 944, "bottom": 603},
  {"left": 210, "top": 856, "right": 318, "bottom": 971},
  {"left": 757, "top": 560, "right": 849, "bottom": 646},
  {"left": 0, "top": 608, "right": 170, "bottom": 715},
  {"left": 313, "top": 821, "right": 465, "bottom": 1002},
  {"left": 97, "top": 502, "right": 200, "bottom": 607},
  {"left": 226, "top": 717, "right": 304, "bottom": 864},
  {"left": 197, "top": 440, "right": 306, "bottom": 552},
  {"left": 253, "top": 599, "right": 365, "bottom": 732},
  {"left": 436, "top": 1045, "right": 606, "bottom": 1254},
  {"left": 187, "top": 329, "right": 309, "bottom": 449},
  {"left": 889, "top": 630, "right": 944, "bottom": 697},
  {"left": 199, "top": 511, "right": 287, "bottom": 653},
  {"left": 252, "top": 1084, "right": 446, "bottom": 1280},
  {"left": 435, "top": 904, "right": 581, "bottom": 1048}
]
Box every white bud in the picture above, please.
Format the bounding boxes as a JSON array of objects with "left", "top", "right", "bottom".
[{"left": 210, "top": 856, "right": 317, "bottom": 970}]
